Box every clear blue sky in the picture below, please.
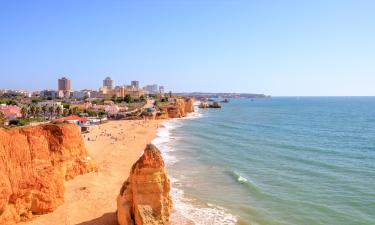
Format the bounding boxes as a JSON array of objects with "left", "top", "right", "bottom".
[{"left": 0, "top": 0, "right": 374, "bottom": 96}]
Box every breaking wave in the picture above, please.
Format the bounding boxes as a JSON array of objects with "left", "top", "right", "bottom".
[{"left": 152, "top": 108, "right": 237, "bottom": 225}]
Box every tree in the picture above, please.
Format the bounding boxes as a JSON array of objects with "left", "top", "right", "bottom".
[
  {"left": 0, "top": 111, "right": 5, "bottom": 126},
  {"left": 124, "top": 94, "right": 132, "bottom": 103},
  {"left": 31, "top": 98, "right": 42, "bottom": 104},
  {"left": 63, "top": 108, "right": 69, "bottom": 116},
  {"left": 86, "top": 109, "right": 98, "bottom": 117},
  {"left": 41, "top": 105, "right": 47, "bottom": 117},
  {"left": 62, "top": 102, "right": 71, "bottom": 109},
  {"left": 48, "top": 106, "right": 55, "bottom": 120},
  {"left": 98, "top": 109, "right": 106, "bottom": 118},
  {"left": 21, "top": 106, "right": 28, "bottom": 118},
  {"left": 111, "top": 95, "right": 117, "bottom": 102},
  {"left": 140, "top": 95, "right": 145, "bottom": 102},
  {"left": 56, "top": 105, "right": 63, "bottom": 117},
  {"left": 30, "top": 105, "right": 36, "bottom": 117},
  {"left": 72, "top": 107, "right": 79, "bottom": 115},
  {"left": 35, "top": 106, "right": 41, "bottom": 116}
]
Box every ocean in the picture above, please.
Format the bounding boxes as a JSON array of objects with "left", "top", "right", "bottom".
[{"left": 152, "top": 97, "right": 375, "bottom": 225}]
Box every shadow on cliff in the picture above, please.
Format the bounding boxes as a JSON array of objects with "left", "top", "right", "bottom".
[{"left": 75, "top": 212, "right": 117, "bottom": 225}]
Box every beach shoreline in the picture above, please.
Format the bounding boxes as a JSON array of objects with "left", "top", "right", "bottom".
[
  {"left": 25, "top": 119, "right": 164, "bottom": 225},
  {"left": 152, "top": 109, "right": 238, "bottom": 225}
]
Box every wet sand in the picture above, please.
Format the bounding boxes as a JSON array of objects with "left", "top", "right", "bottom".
[{"left": 26, "top": 119, "right": 163, "bottom": 225}]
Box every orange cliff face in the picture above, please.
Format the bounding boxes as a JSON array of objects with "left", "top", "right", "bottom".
[
  {"left": 117, "top": 144, "right": 172, "bottom": 225},
  {"left": 0, "top": 124, "right": 97, "bottom": 224},
  {"left": 157, "top": 97, "right": 195, "bottom": 119}
]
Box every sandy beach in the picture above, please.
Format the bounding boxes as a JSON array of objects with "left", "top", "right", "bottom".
[{"left": 26, "top": 119, "right": 163, "bottom": 225}]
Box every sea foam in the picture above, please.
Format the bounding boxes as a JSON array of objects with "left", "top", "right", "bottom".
[{"left": 152, "top": 107, "right": 237, "bottom": 225}]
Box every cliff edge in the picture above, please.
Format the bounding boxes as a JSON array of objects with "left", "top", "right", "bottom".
[
  {"left": 0, "top": 124, "right": 96, "bottom": 224},
  {"left": 157, "top": 97, "right": 195, "bottom": 119},
  {"left": 117, "top": 144, "right": 172, "bottom": 225}
]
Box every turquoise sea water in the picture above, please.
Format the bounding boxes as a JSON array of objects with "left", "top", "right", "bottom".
[{"left": 153, "top": 97, "right": 375, "bottom": 225}]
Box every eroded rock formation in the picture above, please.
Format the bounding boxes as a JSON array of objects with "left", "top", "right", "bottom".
[
  {"left": 156, "top": 97, "right": 195, "bottom": 119},
  {"left": 0, "top": 124, "right": 96, "bottom": 224},
  {"left": 117, "top": 144, "right": 172, "bottom": 225}
]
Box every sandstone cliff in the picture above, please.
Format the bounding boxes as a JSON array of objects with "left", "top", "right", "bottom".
[
  {"left": 157, "top": 97, "right": 195, "bottom": 119},
  {"left": 117, "top": 144, "right": 172, "bottom": 225},
  {"left": 0, "top": 124, "right": 96, "bottom": 224}
]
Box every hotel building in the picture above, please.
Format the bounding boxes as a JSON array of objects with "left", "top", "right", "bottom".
[{"left": 58, "top": 77, "right": 71, "bottom": 98}]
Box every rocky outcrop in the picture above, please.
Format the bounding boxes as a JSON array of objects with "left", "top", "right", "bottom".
[
  {"left": 183, "top": 97, "right": 194, "bottom": 114},
  {"left": 117, "top": 144, "right": 172, "bottom": 225},
  {"left": 156, "top": 97, "right": 195, "bottom": 119},
  {"left": 199, "top": 101, "right": 209, "bottom": 108},
  {"left": 0, "top": 124, "right": 96, "bottom": 224},
  {"left": 199, "top": 101, "right": 221, "bottom": 109}
]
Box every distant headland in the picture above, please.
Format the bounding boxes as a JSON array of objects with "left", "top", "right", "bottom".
[{"left": 175, "top": 92, "right": 271, "bottom": 99}]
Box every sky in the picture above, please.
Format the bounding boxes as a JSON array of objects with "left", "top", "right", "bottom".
[{"left": 0, "top": 0, "right": 374, "bottom": 96}]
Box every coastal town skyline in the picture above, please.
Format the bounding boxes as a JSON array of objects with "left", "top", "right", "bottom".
[
  {"left": 1, "top": 1, "right": 375, "bottom": 96},
  {"left": 0, "top": 75, "right": 165, "bottom": 97}
]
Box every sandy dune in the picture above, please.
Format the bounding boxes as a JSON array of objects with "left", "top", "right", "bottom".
[{"left": 26, "top": 120, "right": 162, "bottom": 225}]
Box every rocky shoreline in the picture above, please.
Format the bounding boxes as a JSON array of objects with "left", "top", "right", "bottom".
[{"left": 0, "top": 124, "right": 97, "bottom": 224}]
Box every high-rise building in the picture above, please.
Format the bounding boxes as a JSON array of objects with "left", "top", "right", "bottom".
[
  {"left": 58, "top": 77, "right": 71, "bottom": 92},
  {"left": 131, "top": 80, "right": 139, "bottom": 89},
  {"left": 159, "top": 85, "right": 165, "bottom": 94},
  {"left": 103, "top": 76, "right": 114, "bottom": 90}
]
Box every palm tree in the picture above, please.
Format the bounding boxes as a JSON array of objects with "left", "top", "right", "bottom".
[
  {"left": 21, "top": 106, "right": 28, "bottom": 118},
  {"left": 30, "top": 105, "right": 36, "bottom": 117},
  {"left": 48, "top": 106, "right": 55, "bottom": 120},
  {"left": 63, "top": 108, "right": 69, "bottom": 116},
  {"left": 56, "top": 105, "right": 63, "bottom": 117},
  {"left": 41, "top": 105, "right": 47, "bottom": 117},
  {"left": 35, "top": 106, "right": 41, "bottom": 117}
]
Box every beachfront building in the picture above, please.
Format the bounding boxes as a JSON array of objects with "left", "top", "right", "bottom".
[
  {"left": 103, "top": 76, "right": 114, "bottom": 90},
  {"left": 97, "top": 85, "right": 145, "bottom": 99},
  {"left": 0, "top": 104, "right": 21, "bottom": 119}
]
